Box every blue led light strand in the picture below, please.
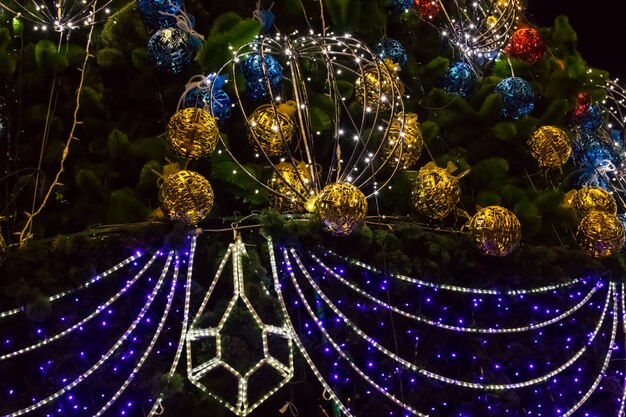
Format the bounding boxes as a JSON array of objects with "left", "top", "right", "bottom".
[
  {"left": 309, "top": 251, "right": 601, "bottom": 334},
  {"left": 288, "top": 248, "right": 614, "bottom": 390},
  {"left": 91, "top": 254, "right": 180, "bottom": 417},
  {"left": 266, "top": 237, "right": 355, "bottom": 417},
  {"left": 282, "top": 248, "right": 429, "bottom": 417},
  {"left": 2, "top": 251, "right": 174, "bottom": 417},
  {"left": 148, "top": 236, "right": 197, "bottom": 417},
  {"left": 0, "top": 252, "right": 159, "bottom": 361},
  {"left": 560, "top": 282, "right": 618, "bottom": 417}
]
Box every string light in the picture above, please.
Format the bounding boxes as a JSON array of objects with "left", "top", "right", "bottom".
[
  {"left": 308, "top": 251, "right": 601, "bottom": 334},
  {"left": 3, "top": 252, "right": 175, "bottom": 417},
  {"left": 0, "top": 253, "right": 158, "bottom": 361},
  {"left": 215, "top": 32, "right": 407, "bottom": 209},
  {"left": 286, "top": 248, "right": 614, "bottom": 391},
  {"left": 0, "top": 252, "right": 143, "bottom": 320},
  {"left": 147, "top": 236, "right": 198, "bottom": 417},
  {"left": 0, "top": 0, "right": 112, "bottom": 33},
  {"left": 321, "top": 248, "right": 587, "bottom": 295},
  {"left": 186, "top": 236, "right": 294, "bottom": 416}
]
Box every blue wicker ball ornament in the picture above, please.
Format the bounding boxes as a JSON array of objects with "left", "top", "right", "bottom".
[
  {"left": 136, "top": 0, "right": 184, "bottom": 31},
  {"left": 572, "top": 130, "right": 622, "bottom": 169},
  {"left": 441, "top": 61, "right": 477, "bottom": 98},
  {"left": 388, "top": 0, "right": 413, "bottom": 11},
  {"left": 184, "top": 87, "right": 231, "bottom": 124},
  {"left": 240, "top": 53, "right": 283, "bottom": 99},
  {"left": 494, "top": 77, "right": 535, "bottom": 119},
  {"left": 572, "top": 104, "right": 604, "bottom": 131},
  {"left": 148, "top": 28, "right": 195, "bottom": 75},
  {"left": 374, "top": 38, "right": 408, "bottom": 68}
]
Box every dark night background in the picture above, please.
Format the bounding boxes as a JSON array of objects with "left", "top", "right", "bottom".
[{"left": 528, "top": 0, "right": 626, "bottom": 79}]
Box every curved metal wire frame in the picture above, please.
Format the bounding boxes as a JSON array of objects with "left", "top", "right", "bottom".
[
  {"left": 413, "top": 0, "right": 524, "bottom": 64},
  {"left": 210, "top": 33, "right": 407, "bottom": 206},
  {"left": 0, "top": 0, "right": 113, "bottom": 32},
  {"left": 602, "top": 79, "right": 626, "bottom": 146}
]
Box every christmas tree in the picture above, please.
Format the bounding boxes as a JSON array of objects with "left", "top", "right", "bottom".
[{"left": 1, "top": 0, "right": 626, "bottom": 416}]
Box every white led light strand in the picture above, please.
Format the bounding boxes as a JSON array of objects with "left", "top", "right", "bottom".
[
  {"left": 289, "top": 248, "right": 614, "bottom": 390},
  {"left": 266, "top": 237, "right": 355, "bottom": 417},
  {"left": 0, "top": 251, "right": 143, "bottom": 320},
  {"left": 2, "top": 251, "right": 174, "bottom": 417},
  {"left": 560, "top": 282, "right": 618, "bottom": 417},
  {"left": 618, "top": 283, "right": 626, "bottom": 417},
  {"left": 0, "top": 252, "right": 158, "bottom": 361},
  {"left": 308, "top": 251, "right": 601, "bottom": 334},
  {"left": 282, "top": 248, "right": 429, "bottom": 417},
  {"left": 320, "top": 249, "right": 588, "bottom": 295},
  {"left": 148, "top": 236, "right": 198, "bottom": 417},
  {"left": 186, "top": 237, "right": 294, "bottom": 417},
  {"left": 92, "top": 254, "right": 181, "bottom": 417}
]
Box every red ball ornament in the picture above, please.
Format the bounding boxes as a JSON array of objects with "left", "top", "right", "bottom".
[
  {"left": 504, "top": 27, "right": 546, "bottom": 63},
  {"left": 572, "top": 92, "right": 591, "bottom": 119},
  {"left": 413, "top": 0, "right": 441, "bottom": 20}
]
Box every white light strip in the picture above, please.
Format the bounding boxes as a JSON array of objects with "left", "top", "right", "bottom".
[
  {"left": 267, "top": 238, "right": 355, "bottom": 417},
  {"left": 289, "top": 248, "right": 613, "bottom": 390},
  {"left": 561, "top": 282, "right": 618, "bottom": 417},
  {"left": 92, "top": 253, "right": 180, "bottom": 417},
  {"left": 186, "top": 237, "right": 294, "bottom": 416},
  {"left": 320, "top": 249, "right": 588, "bottom": 295},
  {"left": 0, "top": 253, "right": 158, "bottom": 361},
  {"left": 3, "top": 252, "right": 174, "bottom": 417},
  {"left": 0, "top": 252, "right": 143, "bottom": 320},
  {"left": 147, "top": 236, "right": 198, "bottom": 417},
  {"left": 282, "top": 249, "right": 428, "bottom": 417},
  {"left": 309, "top": 251, "right": 600, "bottom": 334}
]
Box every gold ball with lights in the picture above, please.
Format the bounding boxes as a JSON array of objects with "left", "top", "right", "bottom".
[
  {"left": 576, "top": 211, "right": 625, "bottom": 258},
  {"left": 159, "top": 170, "right": 214, "bottom": 225},
  {"left": 527, "top": 126, "right": 571, "bottom": 169},
  {"left": 411, "top": 162, "right": 462, "bottom": 219},
  {"left": 248, "top": 102, "right": 297, "bottom": 157},
  {"left": 571, "top": 187, "right": 617, "bottom": 220},
  {"left": 469, "top": 206, "right": 522, "bottom": 257},
  {"left": 314, "top": 182, "right": 368, "bottom": 236},
  {"left": 267, "top": 161, "right": 313, "bottom": 212},
  {"left": 167, "top": 108, "right": 220, "bottom": 159},
  {"left": 354, "top": 61, "right": 399, "bottom": 112},
  {"left": 382, "top": 112, "right": 423, "bottom": 170}
]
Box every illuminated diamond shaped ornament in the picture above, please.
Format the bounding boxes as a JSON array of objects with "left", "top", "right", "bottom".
[{"left": 186, "top": 236, "right": 294, "bottom": 416}]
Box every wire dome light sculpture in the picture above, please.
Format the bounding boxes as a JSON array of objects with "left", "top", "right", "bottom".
[
  {"left": 414, "top": 0, "right": 525, "bottom": 67},
  {"left": 602, "top": 79, "right": 626, "bottom": 148},
  {"left": 0, "top": 0, "right": 113, "bottom": 32},
  {"left": 210, "top": 32, "right": 408, "bottom": 232}
]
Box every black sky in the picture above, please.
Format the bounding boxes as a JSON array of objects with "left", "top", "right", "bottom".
[{"left": 527, "top": 0, "right": 626, "bottom": 80}]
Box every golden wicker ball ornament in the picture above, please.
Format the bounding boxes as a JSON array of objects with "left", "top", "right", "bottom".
[
  {"left": 166, "top": 107, "right": 219, "bottom": 159},
  {"left": 267, "top": 161, "right": 313, "bottom": 212},
  {"left": 248, "top": 101, "right": 297, "bottom": 157},
  {"left": 382, "top": 112, "right": 423, "bottom": 169},
  {"left": 314, "top": 182, "right": 368, "bottom": 236},
  {"left": 469, "top": 206, "right": 522, "bottom": 257},
  {"left": 576, "top": 211, "right": 625, "bottom": 258},
  {"left": 411, "top": 162, "right": 461, "bottom": 219},
  {"left": 571, "top": 187, "right": 617, "bottom": 219},
  {"left": 159, "top": 170, "right": 214, "bottom": 225},
  {"left": 354, "top": 62, "right": 398, "bottom": 112},
  {"left": 527, "top": 126, "right": 571, "bottom": 168}
]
